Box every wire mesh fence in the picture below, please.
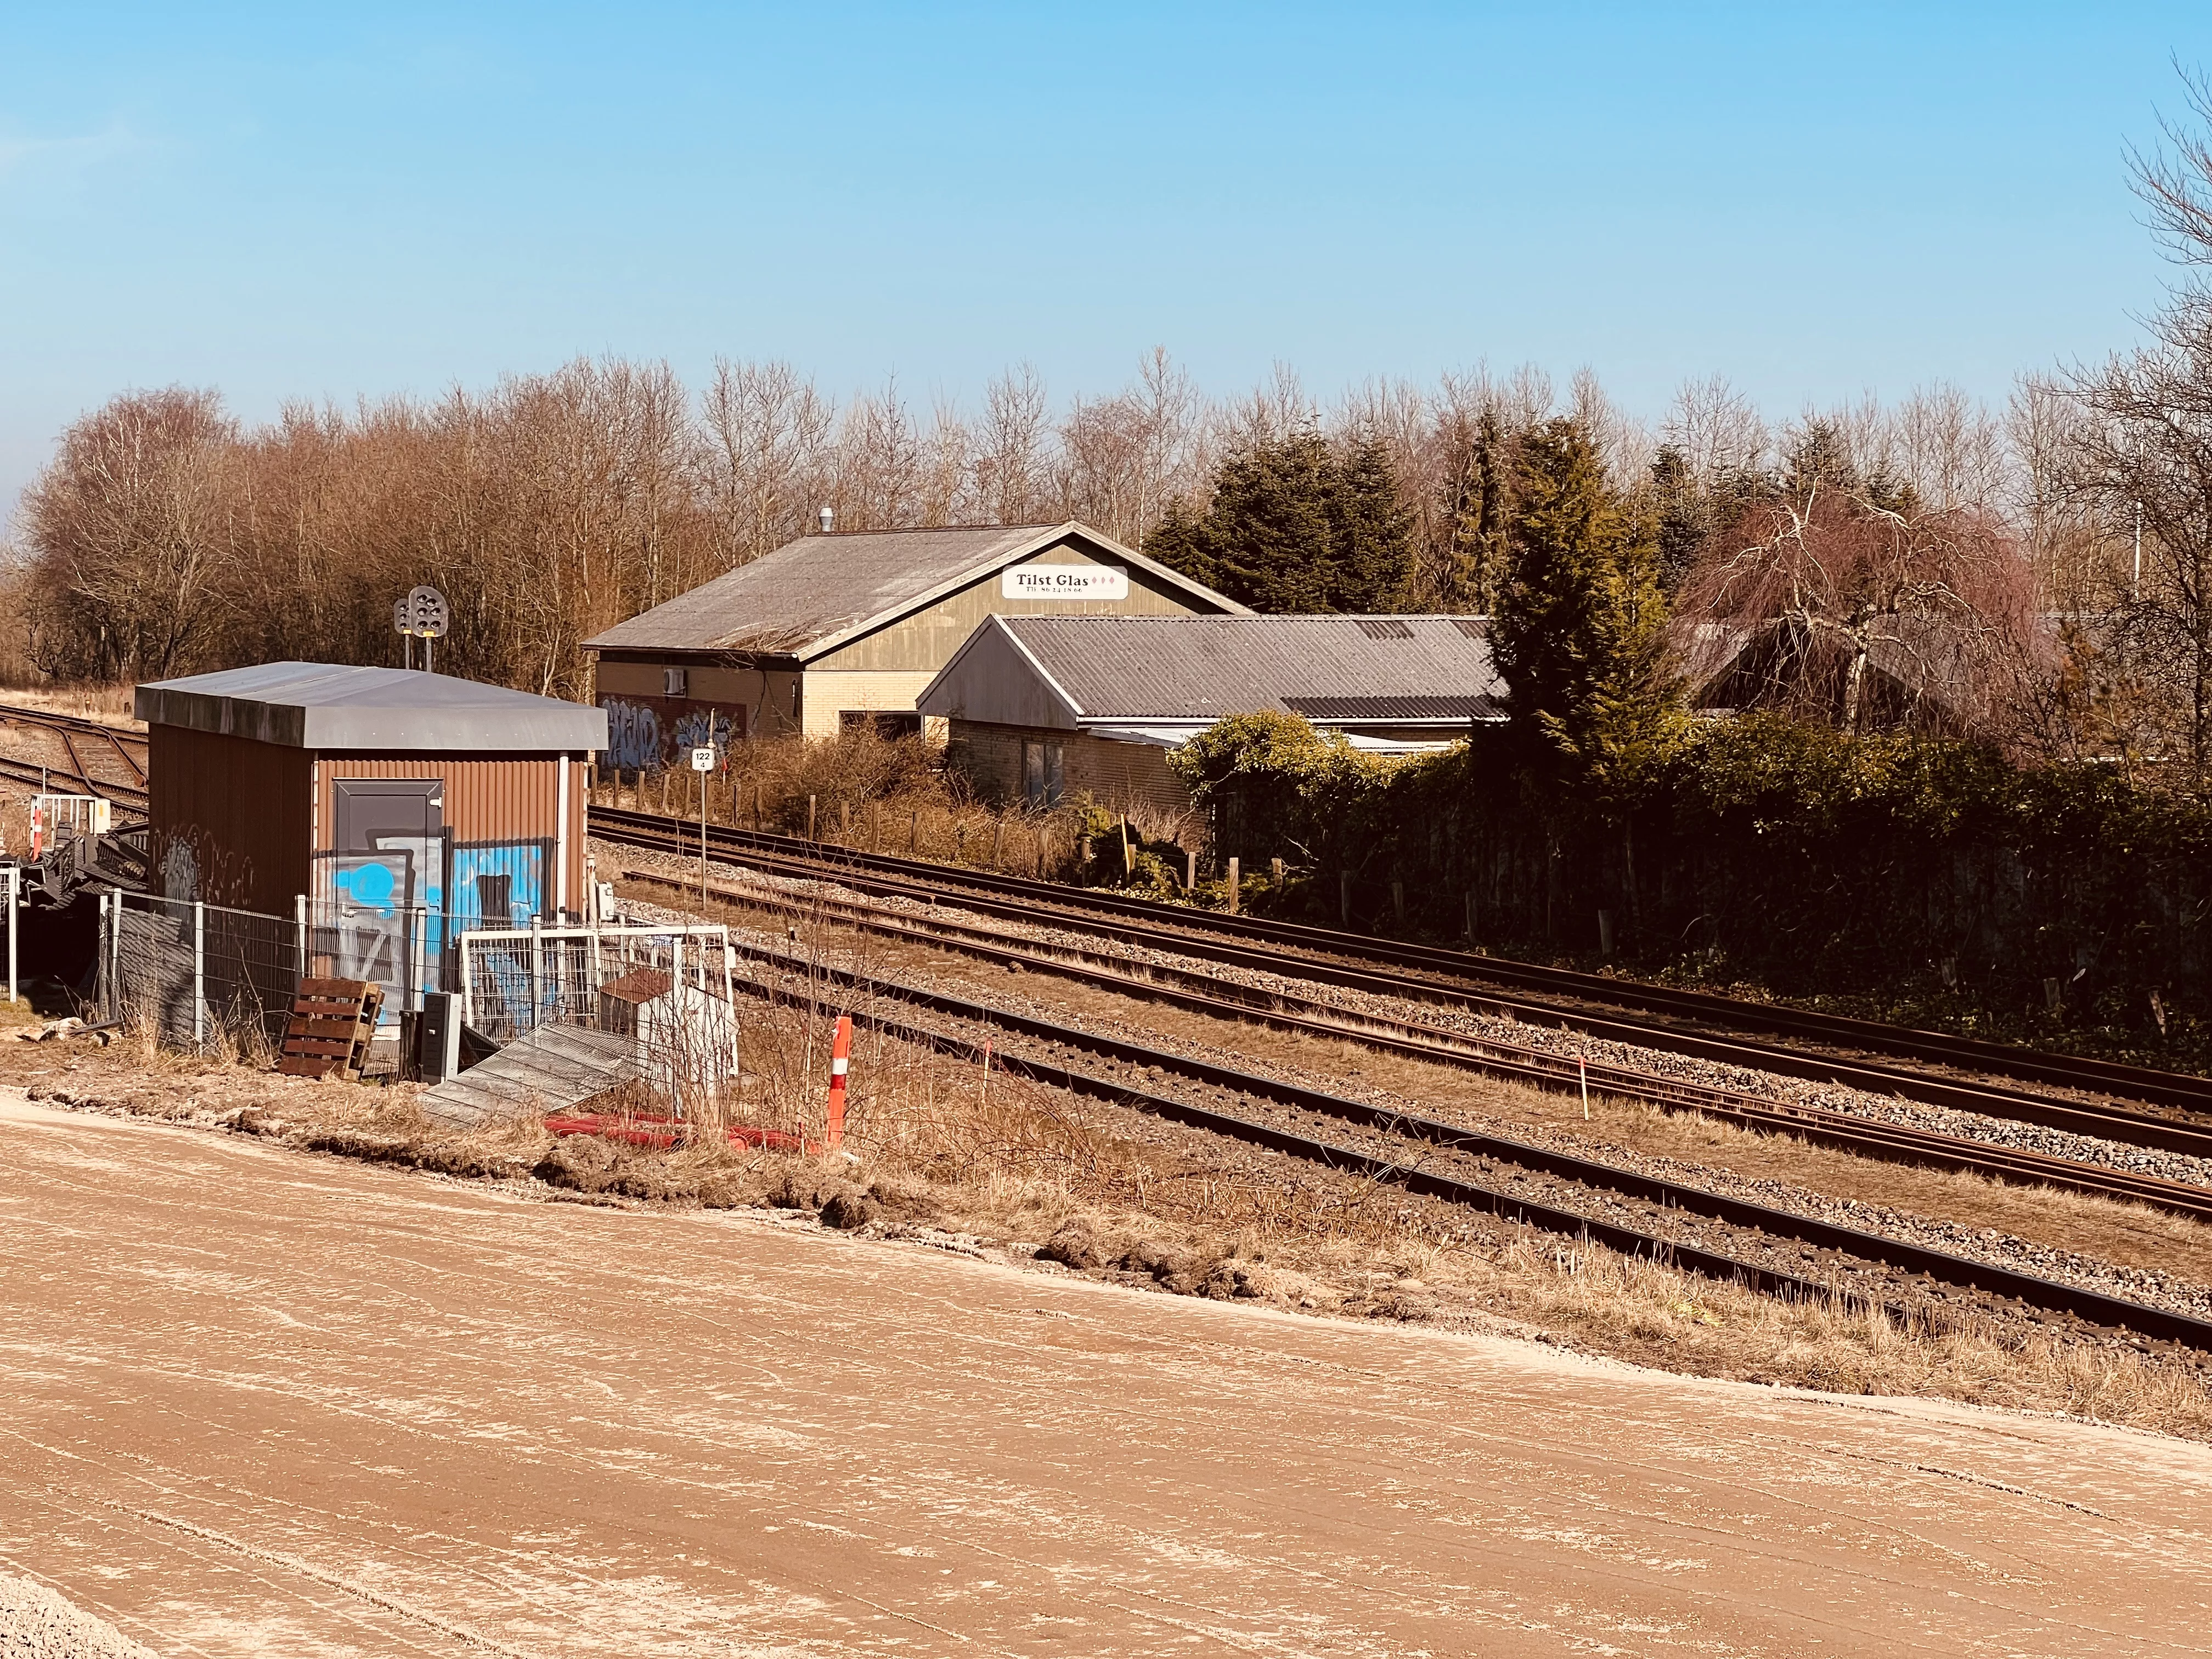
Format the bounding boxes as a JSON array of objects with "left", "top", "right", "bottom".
[
  {"left": 98, "top": 885, "right": 742, "bottom": 1095},
  {"left": 101, "top": 890, "right": 306, "bottom": 1053},
  {"left": 458, "top": 922, "right": 740, "bottom": 1098}
]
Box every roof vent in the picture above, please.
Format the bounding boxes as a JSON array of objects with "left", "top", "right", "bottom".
[
  {"left": 819, "top": 505, "right": 834, "bottom": 533},
  {"left": 1356, "top": 619, "right": 1414, "bottom": 640}
]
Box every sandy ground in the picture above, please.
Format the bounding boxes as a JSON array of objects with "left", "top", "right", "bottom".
[{"left": 4, "top": 1097, "right": 2212, "bottom": 1657}]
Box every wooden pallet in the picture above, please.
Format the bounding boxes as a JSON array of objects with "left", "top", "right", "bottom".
[{"left": 275, "top": 978, "right": 385, "bottom": 1079}]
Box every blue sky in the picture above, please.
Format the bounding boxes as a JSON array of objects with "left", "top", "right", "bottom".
[{"left": 3, "top": 3, "right": 2208, "bottom": 511}]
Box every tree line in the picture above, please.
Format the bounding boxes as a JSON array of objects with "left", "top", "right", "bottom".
[{"left": 12, "top": 79, "right": 2212, "bottom": 780}]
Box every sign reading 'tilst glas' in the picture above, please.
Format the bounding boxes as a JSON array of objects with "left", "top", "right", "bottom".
[{"left": 1000, "top": 563, "right": 1130, "bottom": 601}]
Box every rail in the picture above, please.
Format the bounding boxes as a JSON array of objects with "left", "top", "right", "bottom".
[
  {"left": 619, "top": 861, "right": 2212, "bottom": 1225},
  {"left": 731, "top": 938, "right": 2212, "bottom": 1351},
  {"left": 586, "top": 806, "right": 2212, "bottom": 1147}
]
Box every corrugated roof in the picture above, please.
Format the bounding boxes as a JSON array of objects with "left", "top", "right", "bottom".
[
  {"left": 979, "top": 615, "right": 1505, "bottom": 724},
  {"left": 582, "top": 521, "right": 1241, "bottom": 658},
  {"left": 136, "top": 662, "right": 608, "bottom": 752}
]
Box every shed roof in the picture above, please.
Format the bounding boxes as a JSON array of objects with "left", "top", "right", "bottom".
[
  {"left": 919, "top": 614, "right": 1505, "bottom": 728},
  {"left": 581, "top": 521, "right": 1244, "bottom": 660},
  {"left": 136, "top": 662, "right": 608, "bottom": 753}
]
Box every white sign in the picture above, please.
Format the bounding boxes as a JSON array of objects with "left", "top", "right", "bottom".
[
  {"left": 1001, "top": 563, "right": 1129, "bottom": 601},
  {"left": 689, "top": 746, "right": 716, "bottom": 771}
]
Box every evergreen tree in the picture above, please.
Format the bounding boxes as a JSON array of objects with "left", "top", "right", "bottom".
[
  {"left": 1649, "top": 443, "right": 1708, "bottom": 595},
  {"left": 1492, "top": 418, "right": 1684, "bottom": 799},
  {"left": 1439, "top": 409, "right": 1515, "bottom": 611},
  {"left": 1325, "top": 433, "right": 1415, "bottom": 610},
  {"left": 1147, "top": 430, "right": 1416, "bottom": 612}
]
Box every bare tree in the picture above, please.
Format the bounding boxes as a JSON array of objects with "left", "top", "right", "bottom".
[
  {"left": 974, "top": 364, "right": 1049, "bottom": 524},
  {"left": 2062, "top": 66, "right": 2212, "bottom": 769},
  {"left": 1571, "top": 366, "right": 1654, "bottom": 486},
  {"left": 917, "top": 397, "right": 973, "bottom": 527},
  {"left": 1054, "top": 349, "right": 1212, "bottom": 547},
  {"left": 831, "top": 381, "right": 923, "bottom": 531},
  {"left": 1679, "top": 484, "right": 2042, "bottom": 735},
  {"left": 699, "top": 359, "right": 834, "bottom": 567},
  {"left": 19, "top": 387, "right": 239, "bottom": 679},
  {"left": 1891, "top": 382, "right": 2011, "bottom": 512},
  {"left": 1660, "top": 374, "right": 1768, "bottom": 487}
]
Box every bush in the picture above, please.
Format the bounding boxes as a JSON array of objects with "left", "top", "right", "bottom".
[{"left": 1170, "top": 707, "right": 2212, "bottom": 1059}]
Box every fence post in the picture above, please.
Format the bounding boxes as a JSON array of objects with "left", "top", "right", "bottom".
[
  {"left": 1184, "top": 849, "right": 1197, "bottom": 891},
  {"left": 295, "top": 894, "right": 307, "bottom": 990},
  {"left": 193, "top": 900, "right": 206, "bottom": 1051},
  {"left": 1464, "top": 889, "right": 1477, "bottom": 943},
  {"left": 807, "top": 795, "right": 817, "bottom": 840},
  {"left": 8, "top": 866, "right": 18, "bottom": 1005},
  {"left": 529, "top": 915, "right": 544, "bottom": 1031},
  {"left": 1226, "top": 856, "right": 1240, "bottom": 914},
  {"left": 1339, "top": 871, "right": 1352, "bottom": 927}
]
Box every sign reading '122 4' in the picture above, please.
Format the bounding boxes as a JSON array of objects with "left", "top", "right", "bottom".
[{"left": 1000, "top": 563, "right": 1130, "bottom": 601}]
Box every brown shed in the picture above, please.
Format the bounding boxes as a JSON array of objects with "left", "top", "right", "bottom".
[{"left": 134, "top": 662, "right": 607, "bottom": 927}]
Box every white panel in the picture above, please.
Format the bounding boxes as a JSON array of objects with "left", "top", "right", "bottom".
[{"left": 1001, "top": 564, "right": 1129, "bottom": 601}]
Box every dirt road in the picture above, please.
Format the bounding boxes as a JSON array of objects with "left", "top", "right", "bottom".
[{"left": 3, "top": 1096, "right": 2210, "bottom": 1657}]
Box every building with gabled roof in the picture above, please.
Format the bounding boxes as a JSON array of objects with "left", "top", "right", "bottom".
[
  {"left": 918, "top": 613, "right": 1503, "bottom": 817},
  {"left": 582, "top": 521, "right": 1244, "bottom": 766}
]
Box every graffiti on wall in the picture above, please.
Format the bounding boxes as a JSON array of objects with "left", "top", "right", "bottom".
[{"left": 600, "top": 697, "right": 744, "bottom": 771}]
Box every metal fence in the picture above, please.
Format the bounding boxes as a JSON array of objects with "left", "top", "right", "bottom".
[
  {"left": 99, "top": 885, "right": 740, "bottom": 1081},
  {"left": 101, "top": 890, "right": 306, "bottom": 1052},
  {"left": 458, "top": 922, "right": 740, "bottom": 1088}
]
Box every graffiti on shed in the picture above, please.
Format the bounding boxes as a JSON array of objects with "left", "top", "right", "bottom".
[{"left": 600, "top": 696, "right": 744, "bottom": 771}]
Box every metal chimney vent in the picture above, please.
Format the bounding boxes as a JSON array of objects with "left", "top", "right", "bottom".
[{"left": 819, "top": 505, "right": 834, "bottom": 533}]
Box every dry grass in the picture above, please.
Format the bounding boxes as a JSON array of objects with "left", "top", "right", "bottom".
[
  {"left": 769, "top": 911, "right": 2212, "bottom": 1288},
  {"left": 594, "top": 728, "right": 1200, "bottom": 877},
  {"left": 13, "top": 940, "right": 2212, "bottom": 1445},
  {"left": 0, "top": 681, "right": 140, "bottom": 726},
  {"left": 710, "top": 982, "right": 2212, "bottom": 1440}
]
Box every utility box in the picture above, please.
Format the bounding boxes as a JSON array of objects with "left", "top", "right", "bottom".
[{"left": 417, "top": 990, "right": 463, "bottom": 1082}]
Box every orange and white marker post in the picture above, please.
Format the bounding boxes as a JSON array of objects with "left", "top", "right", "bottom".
[{"left": 825, "top": 1014, "right": 852, "bottom": 1152}]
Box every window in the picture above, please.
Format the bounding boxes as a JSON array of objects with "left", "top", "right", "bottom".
[
  {"left": 1022, "top": 739, "right": 1064, "bottom": 806},
  {"left": 840, "top": 710, "right": 923, "bottom": 740}
]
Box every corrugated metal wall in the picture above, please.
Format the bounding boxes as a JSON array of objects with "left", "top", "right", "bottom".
[
  {"left": 318, "top": 753, "right": 588, "bottom": 913},
  {"left": 146, "top": 726, "right": 590, "bottom": 917},
  {"left": 148, "top": 725, "right": 316, "bottom": 913}
]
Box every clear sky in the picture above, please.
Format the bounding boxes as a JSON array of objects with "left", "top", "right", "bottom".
[{"left": 3, "top": 3, "right": 2208, "bottom": 513}]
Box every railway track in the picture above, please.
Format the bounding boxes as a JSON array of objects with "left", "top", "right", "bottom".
[
  {"left": 587, "top": 805, "right": 2212, "bottom": 1154},
  {"left": 0, "top": 704, "right": 149, "bottom": 808},
  {"left": 723, "top": 935, "right": 2212, "bottom": 1352},
  {"left": 618, "top": 860, "right": 2212, "bottom": 1227}
]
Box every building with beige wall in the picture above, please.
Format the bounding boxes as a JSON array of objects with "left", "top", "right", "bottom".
[
  {"left": 582, "top": 522, "right": 1242, "bottom": 768},
  {"left": 919, "top": 614, "right": 1506, "bottom": 822}
]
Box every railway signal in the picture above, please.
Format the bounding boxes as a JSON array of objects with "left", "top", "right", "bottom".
[{"left": 393, "top": 585, "right": 450, "bottom": 672}]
